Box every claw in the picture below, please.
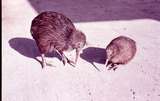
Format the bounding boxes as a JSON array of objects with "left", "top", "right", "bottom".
[
  {"left": 46, "top": 62, "right": 55, "bottom": 67},
  {"left": 56, "top": 50, "right": 76, "bottom": 67},
  {"left": 66, "top": 58, "right": 76, "bottom": 67},
  {"left": 113, "top": 67, "right": 118, "bottom": 71},
  {"left": 107, "top": 63, "right": 118, "bottom": 71},
  {"left": 62, "top": 59, "right": 66, "bottom": 66}
]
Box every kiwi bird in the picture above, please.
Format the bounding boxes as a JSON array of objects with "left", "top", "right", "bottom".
[
  {"left": 105, "top": 36, "right": 136, "bottom": 70},
  {"left": 30, "top": 11, "right": 86, "bottom": 68}
]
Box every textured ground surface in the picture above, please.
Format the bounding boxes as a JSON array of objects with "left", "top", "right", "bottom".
[{"left": 2, "top": 0, "right": 160, "bottom": 101}]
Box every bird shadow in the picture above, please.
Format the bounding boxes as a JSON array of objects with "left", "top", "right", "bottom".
[
  {"left": 8, "top": 37, "right": 62, "bottom": 66},
  {"left": 80, "top": 47, "right": 107, "bottom": 71}
]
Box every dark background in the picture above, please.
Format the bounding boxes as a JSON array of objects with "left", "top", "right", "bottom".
[{"left": 28, "top": 0, "right": 160, "bottom": 22}]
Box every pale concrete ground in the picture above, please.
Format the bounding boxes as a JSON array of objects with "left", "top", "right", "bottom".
[{"left": 2, "top": 0, "right": 160, "bottom": 101}]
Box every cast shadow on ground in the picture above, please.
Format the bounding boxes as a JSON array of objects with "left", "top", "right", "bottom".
[
  {"left": 28, "top": 0, "right": 160, "bottom": 22},
  {"left": 8, "top": 37, "right": 62, "bottom": 66},
  {"left": 80, "top": 47, "right": 107, "bottom": 71}
]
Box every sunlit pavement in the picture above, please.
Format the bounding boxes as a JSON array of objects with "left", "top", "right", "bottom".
[{"left": 2, "top": 0, "right": 160, "bottom": 101}]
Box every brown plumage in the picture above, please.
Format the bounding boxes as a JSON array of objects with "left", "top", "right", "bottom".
[
  {"left": 105, "top": 36, "right": 137, "bottom": 70},
  {"left": 30, "top": 11, "right": 86, "bottom": 68}
]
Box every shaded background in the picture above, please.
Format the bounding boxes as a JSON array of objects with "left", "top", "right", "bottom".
[{"left": 28, "top": 0, "right": 160, "bottom": 22}]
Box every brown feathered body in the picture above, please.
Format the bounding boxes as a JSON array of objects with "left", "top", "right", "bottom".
[
  {"left": 106, "top": 36, "right": 136, "bottom": 70},
  {"left": 30, "top": 11, "right": 86, "bottom": 67}
]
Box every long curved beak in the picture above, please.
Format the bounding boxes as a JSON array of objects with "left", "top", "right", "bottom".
[
  {"left": 105, "top": 59, "right": 108, "bottom": 67},
  {"left": 105, "top": 59, "right": 111, "bottom": 67}
]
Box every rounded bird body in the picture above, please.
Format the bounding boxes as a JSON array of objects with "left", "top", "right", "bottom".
[
  {"left": 31, "top": 11, "right": 86, "bottom": 68},
  {"left": 105, "top": 36, "right": 136, "bottom": 70}
]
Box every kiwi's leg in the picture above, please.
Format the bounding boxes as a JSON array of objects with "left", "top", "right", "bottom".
[
  {"left": 105, "top": 59, "right": 109, "bottom": 67},
  {"left": 41, "top": 54, "right": 46, "bottom": 68},
  {"left": 75, "top": 48, "right": 80, "bottom": 65},
  {"left": 56, "top": 50, "right": 75, "bottom": 67},
  {"left": 56, "top": 50, "right": 66, "bottom": 66},
  {"left": 66, "top": 57, "right": 75, "bottom": 67},
  {"left": 63, "top": 54, "right": 75, "bottom": 67},
  {"left": 106, "top": 60, "right": 112, "bottom": 70}
]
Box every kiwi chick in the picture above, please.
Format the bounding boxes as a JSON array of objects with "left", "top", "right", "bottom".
[
  {"left": 30, "top": 11, "right": 86, "bottom": 68},
  {"left": 105, "top": 36, "right": 136, "bottom": 70}
]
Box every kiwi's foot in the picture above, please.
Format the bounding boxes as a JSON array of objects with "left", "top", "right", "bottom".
[
  {"left": 113, "top": 67, "right": 118, "bottom": 71},
  {"left": 41, "top": 62, "right": 55, "bottom": 68},
  {"left": 46, "top": 62, "right": 55, "bottom": 67},
  {"left": 67, "top": 59, "right": 76, "bottom": 67},
  {"left": 62, "top": 59, "right": 66, "bottom": 66},
  {"left": 61, "top": 57, "right": 76, "bottom": 67},
  {"left": 107, "top": 63, "right": 118, "bottom": 71},
  {"left": 42, "top": 62, "right": 46, "bottom": 68}
]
